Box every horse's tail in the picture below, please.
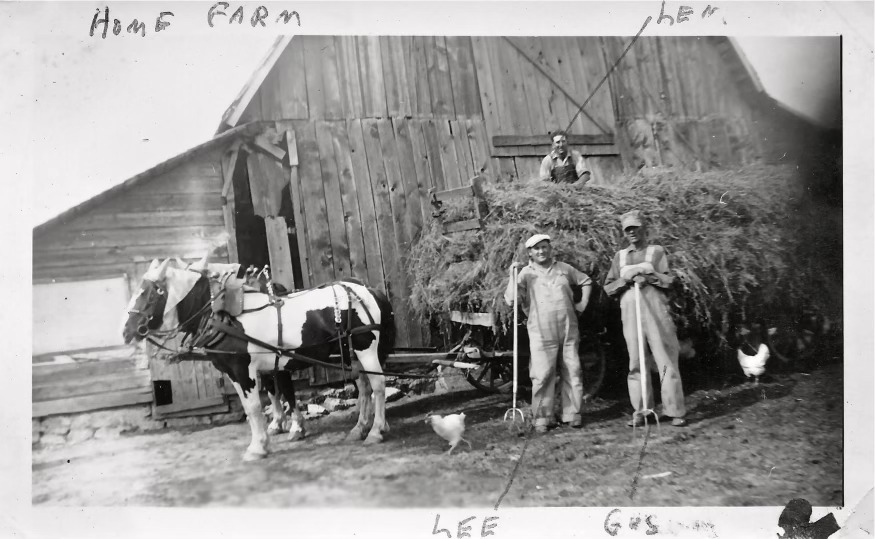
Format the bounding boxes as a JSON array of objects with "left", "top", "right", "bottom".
[{"left": 370, "top": 287, "right": 396, "bottom": 364}]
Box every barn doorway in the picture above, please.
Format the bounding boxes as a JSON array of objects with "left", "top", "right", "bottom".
[{"left": 230, "top": 146, "right": 304, "bottom": 290}]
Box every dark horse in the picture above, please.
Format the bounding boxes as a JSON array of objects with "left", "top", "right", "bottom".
[{"left": 123, "top": 258, "right": 395, "bottom": 461}]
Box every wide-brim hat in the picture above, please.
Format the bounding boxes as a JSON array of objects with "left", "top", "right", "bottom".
[{"left": 525, "top": 234, "right": 552, "bottom": 248}]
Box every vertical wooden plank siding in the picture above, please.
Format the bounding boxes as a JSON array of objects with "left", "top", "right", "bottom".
[
  {"left": 497, "top": 157, "right": 519, "bottom": 183},
  {"left": 381, "top": 36, "right": 413, "bottom": 117},
  {"left": 406, "top": 119, "right": 437, "bottom": 225},
  {"left": 391, "top": 119, "right": 425, "bottom": 242},
  {"left": 492, "top": 38, "right": 530, "bottom": 135},
  {"left": 335, "top": 36, "right": 365, "bottom": 119},
  {"left": 377, "top": 119, "right": 422, "bottom": 347},
  {"left": 566, "top": 37, "right": 610, "bottom": 134},
  {"left": 453, "top": 120, "right": 476, "bottom": 183},
  {"left": 317, "top": 35, "right": 344, "bottom": 120},
  {"left": 549, "top": 37, "right": 589, "bottom": 135},
  {"left": 410, "top": 36, "right": 434, "bottom": 118},
  {"left": 314, "top": 121, "right": 353, "bottom": 279},
  {"left": 277, "top": 38, "right": 309, "bottom": 120},
  {"left": 465, "top": 118, "right": 498, "bottom": 180},
  {"left": 445, "top": 36, "right": 480, "bottom": 118},
  {"left": 578, "top": 37, "right": 617, "bottom": 130},
  {"left": 284, "top": 127, "right": 312, "bottom": 289},
  {"left": 376, "top": 120, "right": 412, "bottom": 252},
  {"left": 295, "top": 122, "right": 335, "bottom": 285},
  {"left": 263, "top": 215, "right": 296, "bottom": 289},
  {"left": 515, "top": 157, "right": 542, "bottom": 183},
  {"left": 538, "top": 38, "right": 576, "bottom": 132},
  {"left": 436, "top": 119, "right": 463, "bottom": 190},
  {"left": 360, "top": 119, "right": 410, "bottom": 347},
  {"left": 357, "top": 36, "right": 388, "bottom": 118},
  {"left": 427, "top": 37, "right": 456, "bottom": 118},
  {"left": 327, "top": 121, "right": 370, "bottom": 283},
  {"left": 470, "top": 37, "right": 502, "bottom": 141},
  {"left": 302, "top": 37, "right": 326, "bottom": 120},
  {"left": 517, "top": 49, "right": 551, "bottom": 138},
  {"left": 345, "top": 120, "right": 386, "bottom": 290},
  {"left": 258, "top": 68, "right": 283, "bottom": 121},
  {"left": 220, "top": 148, "right": 240, "bottom": 263},
  {"left": 421, "top": 120, "right": 447, "bottom": 192}
]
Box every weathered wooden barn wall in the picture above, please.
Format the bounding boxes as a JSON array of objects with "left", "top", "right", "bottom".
[
  {"left": 221, "top": 35, "right": 822, "bottom": 349},
  {"left": 33, "top": 144, "right": 236, "bottom": 418},
  {"left": 33, "top": 147, "right": 230, "bottom": 287}
]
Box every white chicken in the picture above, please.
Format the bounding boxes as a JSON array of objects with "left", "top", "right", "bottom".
[
  {"left": 736, "top": 324, "right": 770, "bottom": 385},
  {"left": 426, "top": 412, "right": 471, "bottom": 455}
]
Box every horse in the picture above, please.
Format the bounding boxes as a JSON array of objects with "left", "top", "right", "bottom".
[{"left": 123, "top": 257, "right": 396, "bottom": 461}]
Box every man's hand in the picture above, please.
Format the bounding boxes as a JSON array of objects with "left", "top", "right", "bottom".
[{"left": 632, "top": 275, "right": 647, "bottom": 285}]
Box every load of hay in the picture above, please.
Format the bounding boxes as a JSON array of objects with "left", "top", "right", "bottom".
[{"left": 406, "top": 164, "right": 841, "bottom": 348}]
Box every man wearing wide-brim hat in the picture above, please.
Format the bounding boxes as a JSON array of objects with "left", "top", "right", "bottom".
[
  {"left": 603, "top": 210, "right": 688, "bottom": 427},
  {"left": 504, "top": 233, "right": 593, "bottom": 432}
]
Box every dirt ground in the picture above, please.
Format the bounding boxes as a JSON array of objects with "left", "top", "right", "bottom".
[{"left": 32, "top": 362, "right": 843, "bottom": 508}]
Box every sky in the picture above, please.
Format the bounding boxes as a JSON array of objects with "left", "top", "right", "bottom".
[{"left": 5, "top": 2, "right": 864, "bottom": 228}]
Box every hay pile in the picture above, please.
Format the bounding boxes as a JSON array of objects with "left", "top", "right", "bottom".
[{"left": 406, "top": 164, "right": 841, "bottom": 344}]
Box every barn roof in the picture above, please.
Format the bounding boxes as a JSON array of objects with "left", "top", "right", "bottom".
[
  {"left": 33, "top": 121, "right": 268, "bottom": 237},
  {"left": 216, "top": 35, "right": 293, "bottom": 134}
]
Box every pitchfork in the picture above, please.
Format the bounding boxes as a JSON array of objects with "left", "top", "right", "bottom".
[
  {"left": 504, "top": 263, "right": 525, "bottom": 428},
  {"left": 632, "top": 280, "right": 660, "bottom": 433}
]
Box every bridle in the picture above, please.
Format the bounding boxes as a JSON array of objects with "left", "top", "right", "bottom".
[{"left": 128, "top": 279, "right": 168, "bottom": 338}]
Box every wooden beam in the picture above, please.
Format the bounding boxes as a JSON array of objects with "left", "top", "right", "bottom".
[
  {"left": 492, "top": 144, "right": 620, "bottom": 158},
  {"left": 153, "top": 395, "right": 226, "bottom": 416},
  {"left": 253, "top": 134, "right": 287, "bottom": 162},
  {"left": 434, "top": 185, "right": 475, "bottom": 201},
  {"left": 285, "top": 129, "right": 310, "bottom": 288},
  {"left": 33, "top": 387, "right": 153, "bottom": 418},
  {"left": 493, "top": 134, "right": 614, "bottom": 146},
  {"left": 33, "top": 371, "right": 152, "bottom": 402},
  {"left": 443, "top": 218, "right": 482, "bottom": 233}
]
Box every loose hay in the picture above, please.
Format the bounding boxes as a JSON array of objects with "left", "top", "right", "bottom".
[{"left": 407, "top": 164, "right": 841, "bottom": 349}]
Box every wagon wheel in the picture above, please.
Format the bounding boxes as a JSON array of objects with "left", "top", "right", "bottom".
[
  {"left": 579, "top": 328, "right": 607, "bottom": 401},
  {"left": 465, "top": 355, "right": 515, "bottom": 394}
]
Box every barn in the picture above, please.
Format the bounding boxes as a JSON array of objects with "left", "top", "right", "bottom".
[{"left": 32, "top": 35, "right": 835, "bottom": 438}]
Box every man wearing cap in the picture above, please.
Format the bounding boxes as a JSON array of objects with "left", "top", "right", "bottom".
[
  {"left": 539, "top": 130, "right": 592, "bottom": 184},
  {"left": 604, "top": 210, "right": 687, "bottom": 427},
  {"left": 504, "top": 234, "right": 593, "bottom": 432}
]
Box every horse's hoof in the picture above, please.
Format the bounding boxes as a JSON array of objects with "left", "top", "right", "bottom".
[
  {"left": 363, "top": 433, "right": 383, "bottom": 445},
  {"left": 288, "top": 429, "right": 306, "bottom": 442},
  {"left": 346, "top": 428, "right": 365, "bottom": 442},
  {"left": 267, "top": 425, "right": 284, "bottom": 435},
  {"left": 243, "top": 450, "right": 268, "bottom": 462}
]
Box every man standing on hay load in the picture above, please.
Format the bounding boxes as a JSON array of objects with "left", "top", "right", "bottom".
[
  {"left": 505, "top": 234, "right": 593, "bottom": 433},
  {"left": 604, "top": 210, "right": 688, "bottom": 427},
  {"left": 539, "top": 130, "right": 592, "bottom": 184}
]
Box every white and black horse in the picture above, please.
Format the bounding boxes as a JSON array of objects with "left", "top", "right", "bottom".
[{"left": 123, "top": 258, "right": 395, "bottom": 461}]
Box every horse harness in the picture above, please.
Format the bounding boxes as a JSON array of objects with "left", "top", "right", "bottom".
[{"left": 175, "top": 275, "right": 424, "bottom": 380}]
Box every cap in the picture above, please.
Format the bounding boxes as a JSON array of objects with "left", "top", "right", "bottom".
[
  {"left": 621, "top": 210, "right": 643, "bottom": 230},
  {"left": 525, "top": 234, "right": 551, "bottom": 249}
]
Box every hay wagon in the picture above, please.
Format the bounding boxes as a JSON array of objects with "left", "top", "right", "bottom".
[{"left": 377, "top": 176, "right": 621, "bottom": 401}]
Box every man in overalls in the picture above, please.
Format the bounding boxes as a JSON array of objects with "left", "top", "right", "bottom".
[
  {"left": 505, "top": 234, "right": 593, "bottom": 432},
  {"left": 603, "top": 211, "right": 688, "bottom": 427},
  {"left": 538, "top": 130, "right": 592, "bottom": 184}
]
